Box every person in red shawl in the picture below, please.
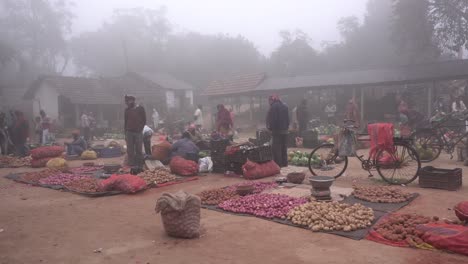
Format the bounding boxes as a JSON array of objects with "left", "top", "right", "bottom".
[
  {"left": 266, "top": 94, "right": 289, "bottom": 167},
  {"left": 12, "top": 111, "right": 29, "bottom": 157},
  {"left": 216, "top": 104, "right": 233, "bottom": 136}
]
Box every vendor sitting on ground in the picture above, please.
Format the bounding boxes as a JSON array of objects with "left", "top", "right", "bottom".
[
  {"left": 170, "top": 131, "right": 200, "bottom": 162},
  {"left": 65, "top": 130, "right": 87, "bottom": 156},
  {"left": 187, "top": 125, "right": 202, "bottom": 143}
]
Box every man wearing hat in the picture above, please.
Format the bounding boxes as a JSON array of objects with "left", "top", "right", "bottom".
[{"left": 124, "top": 95, "right": 146, "bottom": 166}]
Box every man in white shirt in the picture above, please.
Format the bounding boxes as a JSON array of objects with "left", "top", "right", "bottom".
[
  {"left": 193, "top": 105, "right": 203, "bottom": 131},
  {"left": 142, "top": 125, "right": 154, "bottom": 156},
  {"left": 80, "top": 112, "right": 90, "bottom": 142}
]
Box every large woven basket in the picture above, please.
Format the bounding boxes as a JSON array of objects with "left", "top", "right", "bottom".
[{"left": 287, "top": 172, "right": 305, "bottom": 184}]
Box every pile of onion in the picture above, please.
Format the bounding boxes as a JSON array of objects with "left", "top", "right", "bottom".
[
  {"left": 198, "top": 188, "right": 239, "bottom": 205},
  {"left": 219, "top": 193, "right": 307, "bottom": 219},
  {"left": 226, "top": 181, "right": 278, "bottom": 194}
]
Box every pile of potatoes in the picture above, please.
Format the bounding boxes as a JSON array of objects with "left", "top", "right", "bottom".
[
  {"left": 138, "top": 167, "right": 177, "bottom": 185},
  {"left": 374, "top": 214, "right": 432, "bottom": 243},
  {"left": 352, "top": 185, "right": 413, "bottom": 203},
  {"left": 287, "top": 201, "right": 374, "bottom": 232}
]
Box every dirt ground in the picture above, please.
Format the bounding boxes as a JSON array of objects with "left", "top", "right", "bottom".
[{"left": 0, "top": 150, "right": 467, "bottom": 264}]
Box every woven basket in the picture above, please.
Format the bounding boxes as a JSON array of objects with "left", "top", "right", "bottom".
[{"left": 287, "top": 172, "right": 305, "bottom": 184}]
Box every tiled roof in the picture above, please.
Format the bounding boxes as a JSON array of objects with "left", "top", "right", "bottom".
[
  {"left": 24, "top": 73, "right": 169, "bottom": 105},
  {"left": 137, "top": 72, "right": 194, "bottom": 90},
  {"left": 203, "top": 73, "right": 266, "bottom": 96}
]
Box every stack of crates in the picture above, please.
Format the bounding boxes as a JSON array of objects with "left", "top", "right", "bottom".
[{"left": 210, "top": 139, "right": 230, "bottom": 173}]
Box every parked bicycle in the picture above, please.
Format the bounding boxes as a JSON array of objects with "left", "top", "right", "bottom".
[
  {"left": 411, "top": 110, "right": 468, "bottom": 162},
  {"left": 308, "top": 120, "right": 421, "bottom": 185}
]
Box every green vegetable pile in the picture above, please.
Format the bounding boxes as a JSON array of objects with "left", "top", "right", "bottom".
[
  {"left": 314, "top": 125, "right": 339, "bottom": 136},
  {"left": 288, "top": 151, "right": 320, "bottom": 167},
  {"left": 414, "top": 143, "right": 435, "bottom": 161}
]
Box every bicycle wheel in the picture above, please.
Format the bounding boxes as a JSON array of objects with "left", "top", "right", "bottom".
[
  {"left": 411, "top": 130, "right": 442, "bottom": 162},
  {"left": 308, "top": 143, "right": 348, "bottom": 178},
  {"left": 376, "top": 142, "right": 421, "bottom": 185}
]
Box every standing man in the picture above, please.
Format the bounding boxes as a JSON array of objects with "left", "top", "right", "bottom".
[
  {"left": 12, "top": 111, "right": 29, "bottom": 157},
  {"left": 40, "top": 110, "right": 51, "bottom": 145},
  {"left": 325, "top": 100, "right": 337, "bottom": 125},
  {"left": 193, "top": 105, "right": 203, "bottom": 131},
  {"left": 88, "top": 112, "right": 97, "bottom": 140},
  {"left": 296, "top": 99, "right": 309, "bottom": 136},
  {"left": 152, "top": 108, "right": 159, "bottom": 130},
  {"left": 80, "top": 112, "right": 90, "bottom": 142},
  {"left": 266, "top": 94, "right": 289, "bottom": 167},
  {"left": 124, "top": 95, "right": 146, "bottom": 167}
]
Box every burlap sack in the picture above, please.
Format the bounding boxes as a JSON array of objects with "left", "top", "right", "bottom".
[{"left": 155, "top": 191, "right": 201, "bottom": 238}]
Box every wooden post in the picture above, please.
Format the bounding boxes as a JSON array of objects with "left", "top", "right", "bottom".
[
  {"left": 427, "top": 82, "right": 434, "bottom": 118},
  {"left": 74, "top": 104, "right": 80, "bottom": 127},
  {"left": 360, "top": 87, "right": 365, "bottom": 123}
]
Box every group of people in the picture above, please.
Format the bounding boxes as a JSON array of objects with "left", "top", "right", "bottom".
[
  {"left": 0, "top": 109, "right": 52, "bottom": 157},
  {"left": 80, "top": 112, "right": 96, "bottom": 143},
  {"left": 123, "top": 94, "right": 239, "bottom": 167}
]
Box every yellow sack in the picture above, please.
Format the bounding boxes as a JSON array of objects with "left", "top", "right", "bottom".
[
  {"left": 81, "top": 150, "right": 98, "bottom": 160},
  {"left": 46, "top": 158, "right": 68, "bottom": 172}
]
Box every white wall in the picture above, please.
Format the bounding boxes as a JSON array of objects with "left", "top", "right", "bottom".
[
  {"left": 33, "top": 83, "right": 59, "bottom": 120},
  {"left": 185, "top": 90, "right": 194, "bottom": 106},
  {"left": 166, "top": 90, "right": 175, "bottom": 109}
]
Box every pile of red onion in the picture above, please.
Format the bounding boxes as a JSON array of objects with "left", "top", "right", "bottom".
[
  {"left": 39, "top": 173, "right": 90, "bottom": 186},
  {"left": 227, "top": 181, "right": 278, "bottom": 194},
  {"left": 219, "top": 193, "right": 307, "bottom": 219},
  {"left": 69, "top": 166, "right": 103, "bottom": 174}
]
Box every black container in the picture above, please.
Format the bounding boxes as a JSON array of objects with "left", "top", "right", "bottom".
[
  {"left": 225, "top": 162, "right": 244, "bottom": 175},
  {"left": 418, "top": 166, "right": 462, "bottom": 191},
  {"left": 302, "top": 130, "right": 318, "bottom": 148},
  {"left": 256, "top": 130, "right": 271, "bottom": 146},
  {"left": 247, "top": 145, "right": 273, "bottom": 163}
]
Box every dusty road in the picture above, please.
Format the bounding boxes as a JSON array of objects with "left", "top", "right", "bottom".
[{"left": 0, "top": 153, "right": 467, "bottom": 264}]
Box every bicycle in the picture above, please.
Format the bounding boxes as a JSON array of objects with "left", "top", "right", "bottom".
[
  {"left": 308, "top": 120, "right": 421, "bottom": 185},
  {"left": 411, "top": 110, "right": 468, "bottom": 162}
]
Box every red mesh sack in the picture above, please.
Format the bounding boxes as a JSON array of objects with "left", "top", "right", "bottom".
[
  {"left": 31, "top": 157, "right": 53, "bottom": 168},
  {"left": 30, "top": 146, "right": 64, "bottom": 159},
  {"left": 170, "top": 156, "right": 198, "bottom": 176},
  {"left": 417, "top": 223, "right": 468, "bottom": 256},
  {"left": 454, "top": 201, "right": 468, "bottom": 222},
  {"left": 99, "top": 174, "right": 147, "bottom": 193},
  {"left": 242, "top": 160, "right": 280, "bottom": 180}
]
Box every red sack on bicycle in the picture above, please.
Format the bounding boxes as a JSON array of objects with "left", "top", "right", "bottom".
[{"left": 368, "top": 123, "right": 394, "bottom": 159}]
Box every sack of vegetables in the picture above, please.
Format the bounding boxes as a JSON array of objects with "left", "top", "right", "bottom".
[
  {"left": 46, "top": 158, "right": 68, "bottom": 172},
  {"left": 80, "top": 150, "right": 97, "bottom": 160},
  {"left": 155, "top": 191, "right": 201, "bottom": 239}
]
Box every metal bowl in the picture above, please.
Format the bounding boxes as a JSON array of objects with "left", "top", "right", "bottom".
[{"left": 309, "top": 176, "right": 335, "bottom": 190}]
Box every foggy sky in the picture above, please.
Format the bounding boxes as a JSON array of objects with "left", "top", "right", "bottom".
[{"left": 72, "top": 0, "right": 368, "bottom": 55}]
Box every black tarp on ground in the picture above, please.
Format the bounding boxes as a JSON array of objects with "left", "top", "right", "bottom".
[{"left": 201, "top": 193, "right": 419, "bottom": 240}]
